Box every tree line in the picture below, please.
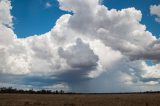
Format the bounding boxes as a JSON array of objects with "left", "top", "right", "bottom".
[
  {"left": 1, "top": 87, "right": 160, "bottom": 94},
  {"left": 0, "top": 87, "right": 66, "bottom": 94}
]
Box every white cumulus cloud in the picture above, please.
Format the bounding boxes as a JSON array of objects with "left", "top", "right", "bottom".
[{"left": 150, "top": 4, "right": 160, "bottom": 23}]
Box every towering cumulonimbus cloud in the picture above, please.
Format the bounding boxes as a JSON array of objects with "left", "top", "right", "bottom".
[{"left": 0, "top": 0, "right": 160, "bottom": 92}]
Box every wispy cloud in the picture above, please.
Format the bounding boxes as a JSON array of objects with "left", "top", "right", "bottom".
[{"left": 45, "top": 2, "right": 52, "bottom": 8}]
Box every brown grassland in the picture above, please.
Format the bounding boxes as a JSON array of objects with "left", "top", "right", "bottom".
[{"left": 0, "top": 93, "right": 160, "bottom": 106}]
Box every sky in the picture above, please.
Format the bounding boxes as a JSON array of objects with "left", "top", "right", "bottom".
[
  {"left": 11, "top": 0, "right": 160, "bottom": 38},
  {"left": 0, "top": 0, "right": 160, "bottom": 93},
  {"left": 11, "top": 0, "right": 67, "bottom": 38}
]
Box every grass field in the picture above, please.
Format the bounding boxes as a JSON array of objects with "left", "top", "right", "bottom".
[{"left": 0, "top": 93, "right": 160, "bottom": 106}]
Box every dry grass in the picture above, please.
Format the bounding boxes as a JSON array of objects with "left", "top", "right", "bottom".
[{"left": 0, "top": 93, "right": 160, "bottom": 106}]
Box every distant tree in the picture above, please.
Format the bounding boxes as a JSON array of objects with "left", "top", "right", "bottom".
[
  {"left": 60, "top": 90, "right": 64, "bottom": 94},
  {"left": 28, "top": 89, "right": 34, "bottom": 94},
  {"left": 55, "top": 90, "right": 58, "bottom": 94}
]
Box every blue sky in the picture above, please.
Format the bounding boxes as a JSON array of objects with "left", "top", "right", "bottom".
[
  {"left": 11, "top": 0, "right": 66, "bottom": 38},
  {"left": 11, "top": 0, "right": 160, "bottom": 38}
]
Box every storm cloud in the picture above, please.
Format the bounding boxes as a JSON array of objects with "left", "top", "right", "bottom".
[{"left": 0, "top": 0, "right": 160, "bottom": 92}]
